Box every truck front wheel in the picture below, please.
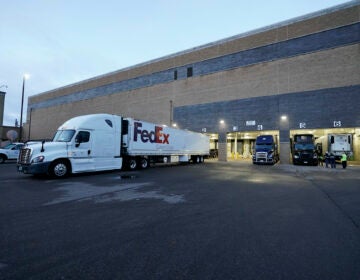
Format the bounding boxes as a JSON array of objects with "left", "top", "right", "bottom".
[{"left": 49, "top": 160, "right": 70, "bottom": 178}]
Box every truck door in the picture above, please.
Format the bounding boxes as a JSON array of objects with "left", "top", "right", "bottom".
[{"left": 71, "top": 130, "right": 95, "bottom": 172}]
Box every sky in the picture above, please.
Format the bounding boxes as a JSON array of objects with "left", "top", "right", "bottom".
[{"left": 0, "top": 0, "right": 352, "bottom": 126}]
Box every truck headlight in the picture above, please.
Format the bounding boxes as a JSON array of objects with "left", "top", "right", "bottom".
[
  {"left": 294, "top": 155, "right": 299, "bottom": 159},
  {"left": 313, "top": 154, "right": 318, "bottom": 159},
  {"left": 32, "top": 156, "right": 45, "bottom": 163}
]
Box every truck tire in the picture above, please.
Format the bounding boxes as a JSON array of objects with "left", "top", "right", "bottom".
[
  {"left": 191, "top": 155, "right": 200, "bottom": 164},
  {"left": 0, "top": 154, "right": 6, "bottom": 164},
  {"left": 139, "top": 157, "right": 149, "bottom": 169},
  {"left": 128, "top": 158, "right": 138, "bottom": 170},
  {"left": 49, "top": 160, "right": 70, "bottom": 178}
]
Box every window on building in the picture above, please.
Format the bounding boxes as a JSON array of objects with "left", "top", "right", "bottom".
[
  {"left": 174, "top": 70, "right": 178, "bottom": 80},
  {"left": 187, "top": 67, "right": 193, "bottom": 77}
]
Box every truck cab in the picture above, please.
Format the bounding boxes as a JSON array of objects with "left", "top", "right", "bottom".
[
  {"left": 252, "top": 135, "right": 279, "bottom": 165},
  {"left": 291, "top": 134, "right": 318, "bottom": 165},
  {"left": 17, "top": 114, "right": 122, "bottom": 177}
]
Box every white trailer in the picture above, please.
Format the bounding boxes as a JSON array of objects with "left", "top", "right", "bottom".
[
  {"left": 315, "top": 133, "right": 353, "bottom": 160},
  {"left": 17, "top": 114, "right": 209, "bottom": 178},
  {"left": 328, "top": 134, "right": 352, "bottom": 159}
]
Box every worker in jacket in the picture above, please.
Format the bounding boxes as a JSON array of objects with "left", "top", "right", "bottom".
[
  {"left": 341, "top": 151, "right": 347, "bottom": 169},
  {"left": 324, "top": 152, "right": 330, "bottom": 168},
  {"left": 330, "top": 153, "right": 336, "bottom": 168}
]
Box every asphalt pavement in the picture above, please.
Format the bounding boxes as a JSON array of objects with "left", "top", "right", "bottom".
[{"left": 0, "top": 161, "right": 359, "bottom": 280}]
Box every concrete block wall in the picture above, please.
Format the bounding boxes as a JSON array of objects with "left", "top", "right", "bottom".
[
  {"left": 24, "top": 3, "right": 360, "bottom": 145},
  {"left": 174, "top": 86, "right": 360, "bottom": 132}
]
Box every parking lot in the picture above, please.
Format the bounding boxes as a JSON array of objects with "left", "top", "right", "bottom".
[{"left": 1, "top": 161, "right": 359, "bottom": 280}]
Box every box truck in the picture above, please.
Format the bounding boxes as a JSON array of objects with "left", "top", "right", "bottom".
[
  {"left": 291, "top": 134, "right": 318, "bottom": 165},
  {"left": 17, "top": 114, "right": 209, "bottom": 178},
  {"left": 252, "top": 135, "right": 279, "bottom": 164}
]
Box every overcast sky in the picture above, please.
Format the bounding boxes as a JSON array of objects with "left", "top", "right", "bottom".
[{"left": 0, "top": 0, "right": 351, "bottom": 126}]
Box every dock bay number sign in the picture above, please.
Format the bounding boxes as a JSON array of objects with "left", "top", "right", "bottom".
[
  {"left": 246, "top": 120, "right": 256, "bottom": 126},
  {"left": 333, "top": 121, "right": 342, "bottom": 127}
]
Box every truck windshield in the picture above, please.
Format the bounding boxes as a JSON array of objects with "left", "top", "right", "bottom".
[
  {"left": 53, "top": 130, "right": 76, "bottom": 142},
  {"left": 255, "top": 144, "right": 273, "bottom": 151},
  {"left": 295, "top": 143, "right": 314, "bottom": 150}
]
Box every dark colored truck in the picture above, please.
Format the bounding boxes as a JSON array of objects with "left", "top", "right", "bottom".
[
  {"left": 291, "top": 134, "right": 318, "bottom": 165},
  {"left": 252, "top": 135, "right": 279, "bottom": 165}
]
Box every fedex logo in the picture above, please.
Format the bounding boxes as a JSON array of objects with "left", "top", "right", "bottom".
[{"left": 134, "top": 122, "right": 170, "bottom": 144}]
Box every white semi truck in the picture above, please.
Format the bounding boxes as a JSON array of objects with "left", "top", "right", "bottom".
[{"left": 17, "top": 114, "right": 209, "bottom": 178}]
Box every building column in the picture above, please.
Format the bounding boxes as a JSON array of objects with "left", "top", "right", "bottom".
[
  {"left": 234, "top": 132, "right": 238, "bottom": 159},
  {"left": 279, "top": 130, "right": 291, "bottom": 164},
  {"left": 218, "top": 131, "right": 227, "bottom": 162},
  {"left": 279, "top": 115, "right": 290, "bottom": 164}
]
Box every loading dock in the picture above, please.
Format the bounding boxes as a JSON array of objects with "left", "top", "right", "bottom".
[
  {"left": 291, "top": 127, "right": 359, "bottom": 162},
  {"left": 223, "top": 130, "right": 280, "bottom": 161},
  {"left": 205, "top": 127, "right": 359, "bottom": 164}
]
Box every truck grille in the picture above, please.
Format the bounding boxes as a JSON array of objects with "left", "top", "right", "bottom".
[
  {"left": 18, "top": 148, "right": 31, "bottom": 164},
  {"left": 300, "top": 152, "right": 312, "bottom": 160},
  {"left": 256, "top": 152, "right": 267, "bottom": 161}
]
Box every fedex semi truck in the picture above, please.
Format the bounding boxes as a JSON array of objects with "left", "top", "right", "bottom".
[{"left": 17, "top": 114, "right": 209, "bottom": 178}]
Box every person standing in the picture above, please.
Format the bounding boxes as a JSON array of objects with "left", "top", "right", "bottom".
[
  {"left": 330, "top": 153, "right": 336, "bottom": 168},
  {"left": 324, "top": 152, "right": 330, "bottom": 168},
  {"left": 318, "top": 153, "right": 324, "bottom": 166},
  {"left": 341, "top": 151, "right": 347, "bottom": 169}
]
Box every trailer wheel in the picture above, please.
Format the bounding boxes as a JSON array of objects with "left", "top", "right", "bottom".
[
  {"left": 191, "top": 155, "right": 200, "bottom": 164},
  {"left": 49, "top": 160, "right": 70, "bottom": 178},
  {"left": 128, "top": 158, "right": 138, "bottom": 170},
  {"left": 139, "top": 157, "right": 149, "bottom": 169}
]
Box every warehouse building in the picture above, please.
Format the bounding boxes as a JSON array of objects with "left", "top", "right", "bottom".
[{"left": 24, "top": 1, "right": 360, "bottom": 163}]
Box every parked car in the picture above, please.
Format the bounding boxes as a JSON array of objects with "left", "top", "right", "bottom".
[{"left": 0, "top": 143, "right": 24, "bottom": 163}]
